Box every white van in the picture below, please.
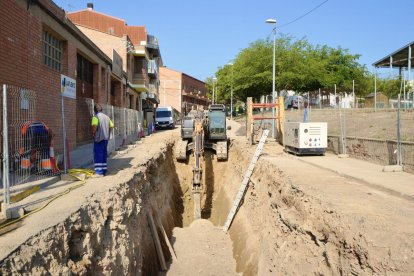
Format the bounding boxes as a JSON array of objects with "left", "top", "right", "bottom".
[{"left": 155, "top": 106, "right": 178, "bottom": 129}]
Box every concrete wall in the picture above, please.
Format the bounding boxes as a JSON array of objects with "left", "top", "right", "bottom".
[{"left": 328, "top": 135, "right": 414, "bottom": 173}]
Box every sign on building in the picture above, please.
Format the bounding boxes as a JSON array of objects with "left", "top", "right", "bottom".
[
  {"left": 61, "top": 74, "right": 76, "bottom": 99},
  {"left": 112, "top": 49, "right": 123, "bottom": 79}
]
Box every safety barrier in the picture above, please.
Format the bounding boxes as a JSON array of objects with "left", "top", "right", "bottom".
[
  {"left": 1, "top": 85, "right": 145, "bottom": 208},
  {"left": 285, "top": 107, "right": 414, "bottom": 172},
  {"left": 246, "top": 96, "right": 285, "bottom": 145}
]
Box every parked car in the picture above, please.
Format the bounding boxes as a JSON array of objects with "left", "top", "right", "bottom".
[
  {"left": 155, "top": 106, "right": 179, "bottom": 129},
  {"left": 285, "top": 95, "right": 304, "bottom": 109}
]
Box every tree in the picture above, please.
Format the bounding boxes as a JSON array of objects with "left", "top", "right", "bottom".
[{"left": 211, "top": 34, "right": 370, "bottom": 103}]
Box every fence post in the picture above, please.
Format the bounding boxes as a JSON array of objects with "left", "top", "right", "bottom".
[
  {"left": 111, "top": 105, "right": 116, "bottom": 153},
  {"left": 343, "top": 108, "right": 347, "bottom": 155},
  {"left": 135, "top": 111, "right": 141, "bottom": 140},
  {"left": 61, "top": 90, "right": 67, "bottom": 174},
  {"left": 123, "top": 108, "right": 127, "bottom": 145},
  {"left": 397, "top": 94, "right": 402, "bottom": 166},
  {"left": 2, "top": 84, "right": 10, "bottom": 207},
  {"left": 339, "top": 109, "right": 343, "bottom": 152},
  {"left": 91, "top": 99, "right": 95, "bottom": 115},
  {"left": 338, "top": 107, "right": 348, "bottom": 158},
  {"left": 319, "top": 88, "right": 322, "bottom": 109}
]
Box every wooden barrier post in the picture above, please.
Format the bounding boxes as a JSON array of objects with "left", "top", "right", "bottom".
[
  {"left": 246, "top": 97, "right": 253, "bottom": 145},
  {"left": 278, "top": 96, "right": 285, "bottom": 145}
]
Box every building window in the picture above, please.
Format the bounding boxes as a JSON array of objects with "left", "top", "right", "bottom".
[
  {"left": 111, "top": 81, "right": 115, "bottom": 97},
  {"left": 77, "top": 54, "right": 93, "bottom": 84},
  {"left": 43, "top": 30, "right": 62, "bottom": 71}
]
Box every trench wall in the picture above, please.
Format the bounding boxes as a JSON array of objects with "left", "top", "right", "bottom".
[
  {"left": 0, "top": 143, "right": 180, "bottom": 275},
  {"left": 220, "top": 138, "right": 402, "bottom": 275}
]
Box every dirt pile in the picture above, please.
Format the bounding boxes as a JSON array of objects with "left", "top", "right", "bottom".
[{"left": 162, "top": 219, "right": 239, "bottom": 275}]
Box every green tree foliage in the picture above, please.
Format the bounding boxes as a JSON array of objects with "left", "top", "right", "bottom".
[
  {"left": 210, "top": 34, "right": 371, "bottom": 102},
  {"left": 377, "top": 77, "right": 402, "bottom": 98}
]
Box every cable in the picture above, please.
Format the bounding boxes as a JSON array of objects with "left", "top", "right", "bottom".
[
  {"left": 0, "top": 168, "right": 95, "bottom": 233},
  {"left": 278, "top": 0, "right": 329, "bottom": 29}
]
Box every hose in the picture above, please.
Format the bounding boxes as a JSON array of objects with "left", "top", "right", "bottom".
[{"left": 0, "top": 168, "right": 96, "bottom": 233}]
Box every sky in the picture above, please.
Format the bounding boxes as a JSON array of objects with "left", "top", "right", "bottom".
[{"left": 52, "top": 0, "right": 414, "bottom": 80}]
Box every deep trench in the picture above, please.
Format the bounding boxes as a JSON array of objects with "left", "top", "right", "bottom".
[
  {"left": 0, "top": 136, "right": 396, "bottom": 275},
  {"left": 147, "top": 142, "right": 248, "bottom": 274}
]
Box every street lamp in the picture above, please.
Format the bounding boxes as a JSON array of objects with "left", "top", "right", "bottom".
[
  {"left": 228, "top": 63, "right": 234, "bottom": 120},
  {"left": 266, "top": 18, "right": 277, "bottom": 139},
  {"left": 212, "top": 77, "right": 217, "bottom": 104}
]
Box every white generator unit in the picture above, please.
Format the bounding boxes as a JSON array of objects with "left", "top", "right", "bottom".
[{"left": 284, "top": 122, "right": 327, "bottom": 155}]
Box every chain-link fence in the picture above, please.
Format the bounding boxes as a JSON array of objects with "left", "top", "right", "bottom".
[
  {"left": 2, "top": 84, "right": 144, "bottom": 206},
  {"left": 285, "top": 106, "right": 414, "bottom": 173},
  {"left": 76, "top": 98, "right": 143, "bottom": 155},
  {"left": 0, "top": 85, "right": 61, "bottom": 206}
]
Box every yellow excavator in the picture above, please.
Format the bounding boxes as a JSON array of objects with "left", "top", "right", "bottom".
[{"left": 176, "top": 104, "right": 228, "bottom": 218}]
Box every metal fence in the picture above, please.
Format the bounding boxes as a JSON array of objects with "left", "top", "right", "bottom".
[
  {"left": 1, "top": 84, "right": 144, "bottom": 206},
  {"left": 76, "top": 98, "right": 143, "bottom": 155},
  {"left": 1, "top": 85, "right": 59, "bottom": 196},
  {"left": 285, "top": 106, "right": 414, "bottom": 172}
]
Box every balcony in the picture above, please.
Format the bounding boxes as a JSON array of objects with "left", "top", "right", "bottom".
[
  {"left": 182, "top": 89, "right": 205, "bottom": 99},
  {"left": 148, "top": 60, "right": 158, "bottom": 77},
  {"left": 146, "top": 34, "right": 160, "bottom": 57},
  {"left": 149, "top": 83, "right": 157, "bottom": 93},
  {"left": 142, "top": 85, "right": 159, "bottom": 104},
  {"left": 129, "top": 75, "right": 149, "bottom": 92},
  {"left": 148, "top": 92, "right": 159, "bottom": 104}
]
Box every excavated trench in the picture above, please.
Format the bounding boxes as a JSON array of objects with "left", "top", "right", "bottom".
[{"left": 1, "top": 134, "right": 403, "bottom": 275}]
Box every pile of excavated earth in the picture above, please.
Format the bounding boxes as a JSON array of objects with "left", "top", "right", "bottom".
[{"left": 1, "top": 119, "right": 414, "bottom": 275}]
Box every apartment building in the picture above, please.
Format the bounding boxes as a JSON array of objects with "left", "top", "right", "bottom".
[
  {"left": 159, "top": 67, "right": 209, "bottom": 116},
  {"left": 0, "top": 0, "right": 116, "bottom": 150},
  {"left": 67, "top": 4, "right": 162, "bottom": 119}
]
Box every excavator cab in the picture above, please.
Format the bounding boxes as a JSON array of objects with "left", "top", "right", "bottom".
[{"left": 207, "top": 109, "right": 226, "bottom": 140}]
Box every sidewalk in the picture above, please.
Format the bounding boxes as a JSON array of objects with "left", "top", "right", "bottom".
[
  {"left": 70, "top": 134, "right": 139, "bottom": 169},
  {"left": 296, "top": 153, "right": 414, "bottom": 202},
  {"left": 0, "top": 133, "right": 143, "bottom": 217}
]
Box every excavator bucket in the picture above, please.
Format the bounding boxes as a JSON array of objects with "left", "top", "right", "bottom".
[
  {"left": 175, "top": 139, "right": 189, "bottom": 161},
  {"left": 216, "top": 141, "right": 228, "bottom": 160}
]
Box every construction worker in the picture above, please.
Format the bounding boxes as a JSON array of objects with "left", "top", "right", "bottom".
[{"left": 91, "top": 103, "right": 114, "bottom": 177}]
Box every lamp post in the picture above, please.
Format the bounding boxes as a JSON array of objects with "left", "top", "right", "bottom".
[
  {"left": 228, "top": 63, "right": 234, "bottom": 119},
  {"left": 212, "top": 77, "right": 217, "bottom": 104},
  {"left": 266, "top": 18, "right": 277, "bottom": 139}
]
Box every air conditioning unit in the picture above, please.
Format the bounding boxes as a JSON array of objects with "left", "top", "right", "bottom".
[{"left": 284, "top": 122, "right": 327, "bottom": 155}]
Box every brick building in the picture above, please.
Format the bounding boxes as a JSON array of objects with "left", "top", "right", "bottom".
[
  {"left": 67, "top": 5, "right": 162, "bottom": 120},
  {"left": 159, "top": 67, "right": 209, "bottom": 116},
  {"left": 0, "top": 0, "right": 118, "bottom": 151}
]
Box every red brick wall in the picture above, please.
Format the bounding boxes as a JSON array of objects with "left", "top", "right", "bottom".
[
  {"left": 182, "top": 73, "right": 209, "bottom": 111},
  {"left": 68, "top": 10, "right": 126, "bottom": 37},
  {"left": 68, "top": 10, "right": 147, "bottom": 46},
  {"left": 0, "top": 0, "right": 110, "bottom": 153}
]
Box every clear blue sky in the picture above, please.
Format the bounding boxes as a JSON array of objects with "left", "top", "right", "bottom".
[{"left": 54, "top": 0, "right": 414, "bottom": 80}]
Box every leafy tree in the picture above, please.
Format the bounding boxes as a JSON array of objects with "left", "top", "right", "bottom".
[{"left": 209, "top": 34, "right": 370, "bottom": 103}]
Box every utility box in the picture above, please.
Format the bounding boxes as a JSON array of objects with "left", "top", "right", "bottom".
[{"left": 284, "top": 122, "right": 327, "bottom": 155}]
